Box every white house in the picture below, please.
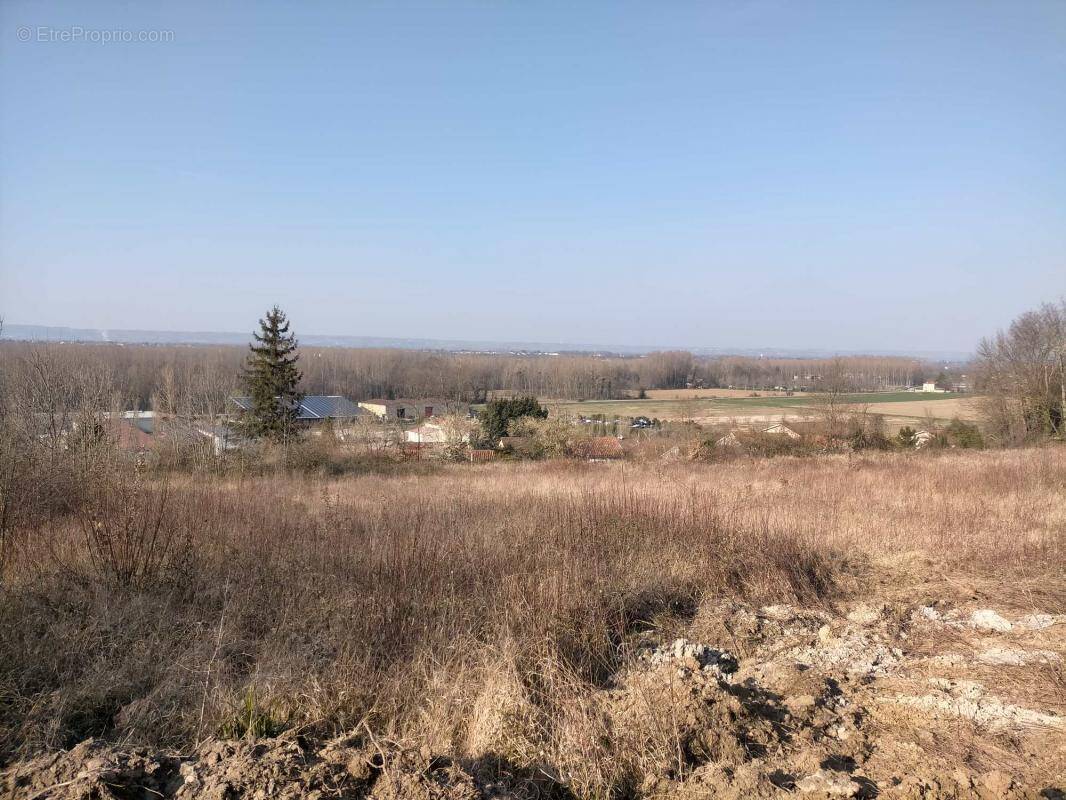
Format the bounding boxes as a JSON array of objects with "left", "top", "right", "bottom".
[
  {"left": 403, "top": 422, "right": 470, "bottom": 445},
  {"left": 196, "top": 425, "right": 245, "bottom": 455},
  {"left": 359, "top": 399, "right": 468, "bottom": 420}
]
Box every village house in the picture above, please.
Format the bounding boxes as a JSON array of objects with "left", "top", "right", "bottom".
[
  {"left": 358, "top": 399, "right": 465, "bottom": 421},
  {"left": 195, "top": 424, "right": 245, "bottom": 455},
  {"left": 717, "top": 422, "right": 801, "bottom": 448},
  {"left": 103, "top": 412, "right": 157, "bottom": 454},
  {"left": 403, "top": 421, "right": 471, "bottom": 445},
  {"left": 231, "top": 394, "right": 367, "bottom": 424},
  {"left": 762, "top": 422, "right": 801, "bottom": 439},
  {"left": 497, "top": 435, "right": 536, "bottom": 456},
  {"left": 569, "top": 436, "right": 624, "bottom": 461},
  {"left": 715, "top": 431, "right": 742, "bottom": 448}
]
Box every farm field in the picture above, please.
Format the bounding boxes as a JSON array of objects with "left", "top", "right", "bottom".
[
  {"left": 550, "top": 391, "right": 981, "bottom": 428},
  {"left": 638, "top": 388, "right": 810, "bottom": 399}
]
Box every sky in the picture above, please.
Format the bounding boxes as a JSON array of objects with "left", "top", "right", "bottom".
[{"left": 1, "top": 1, "right": 1064, "bottom": 354}]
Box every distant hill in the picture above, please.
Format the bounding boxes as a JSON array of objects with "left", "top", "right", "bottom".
[{"left": 0, "top": 324, "right": 972, "bottom": 362}]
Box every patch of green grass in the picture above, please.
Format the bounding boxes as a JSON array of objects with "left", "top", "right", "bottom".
[{"left": 217, "top": 687, "right": 285, "bottom": 740}]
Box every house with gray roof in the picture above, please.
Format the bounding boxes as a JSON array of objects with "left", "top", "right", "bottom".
[{"left": 230, "top": 395, "right": 368, "bottom": 424}]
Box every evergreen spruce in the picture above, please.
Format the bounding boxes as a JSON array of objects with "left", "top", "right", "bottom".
[
  {"left": 478, "top": 396, "right": 548, "bottom": 443},
  {"left": 238, "top": 306, "right": 303, "bottom": 440}
]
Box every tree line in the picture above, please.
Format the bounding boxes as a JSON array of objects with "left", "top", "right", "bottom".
[{"left": 0, "top": 341, "right": 944, "bottom": 416}]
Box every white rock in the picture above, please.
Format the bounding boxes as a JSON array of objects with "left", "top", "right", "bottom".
[
  {"left": 918, "top": 606, "right": 942, "bottom": 621},
  {"left": 643, "top": 638, "right": 738, "bottom": 675},
  {"left": 885, "top": 678, "right": 1064, "bottom": 730},
  {"left": 761, "top": 604, "right": 795, "bottom": 620},
  {"left": 846, "top": 603, "right": 884, "bottom": 625},
  {"left": 969, "top": 609, "right": 1013, "bottom": 633},
  {"left": 795, "top": 768, "right": 860, "bottom": 796},
  {"left": 1018, "top": 613, "right": 1065, "bottom": 630}
]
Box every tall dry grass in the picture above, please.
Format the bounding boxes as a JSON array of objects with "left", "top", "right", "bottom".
[{"left": 1, "top": 447, "right": 1063, "bottom": 787}]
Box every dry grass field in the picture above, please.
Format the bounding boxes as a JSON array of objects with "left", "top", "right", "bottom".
[
  {"left": 2, "top": 447, "right": 1064, "bottom": 798},
  {"left": 851, "top": 396, "right": 980, "bottom": 421}
]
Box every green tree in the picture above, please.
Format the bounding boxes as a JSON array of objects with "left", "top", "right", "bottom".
[
  {"left": 945, "top": 418, "right": 984, "bottom": 449},
  {"left": 238, "top": 306, "right": 303, "bottom": 441},
  {"left": 478, "top": 396, "right": 547, "bottom": 443}
]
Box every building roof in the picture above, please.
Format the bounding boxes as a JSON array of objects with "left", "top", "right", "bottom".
[
  {"left": 231, "top": 395, "right": 365, "bottom": 420},
  {"left": 361, "top": 398, "right": 452, "bottom": 407},
  {"left": 109, "top": 418, "right": 156, "bottom": 451},
  {"left": 571, "top": 436, "right": 624, "bottom": 459},
  {"left": 762, "top": 423, "right": 801, "bottom": 438},
  {"left": 497, "top": 435, "right": 535, "bottom": 453}
]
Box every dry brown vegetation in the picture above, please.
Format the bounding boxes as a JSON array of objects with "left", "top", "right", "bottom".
[
  {"left": 2, "top": 447, "right": 1065, "bottom": 797},
  {"left": 0, "top": 342, "right": 945, "bottom": 409}
]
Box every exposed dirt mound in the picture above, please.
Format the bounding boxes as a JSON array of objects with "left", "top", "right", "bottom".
[
  {"left": 2, "top": 734, "right": 478, "bottom": 800},
  {"left": 4, "top": 596, "right": 1064, "bottom": 799}
]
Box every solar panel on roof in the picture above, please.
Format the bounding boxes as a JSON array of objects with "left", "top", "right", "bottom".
[{"left": 231, "top": 395, "right": 362, "bottom": 420}]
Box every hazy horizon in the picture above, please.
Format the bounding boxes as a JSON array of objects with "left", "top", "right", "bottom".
[
  {"left": 0, "top": 320, "right": 977, "bottom": 361},
  {"left": 2, "top": 1, "right": 1064, "bottom": 352}
]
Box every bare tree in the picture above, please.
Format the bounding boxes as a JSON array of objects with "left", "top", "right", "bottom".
[{"left": 976, "top": 300, "right": 1066, "bottom": 442}]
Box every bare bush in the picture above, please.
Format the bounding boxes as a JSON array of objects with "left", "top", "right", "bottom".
[{"left": 76, "top": 475, "right": 177, "bottom": 588}]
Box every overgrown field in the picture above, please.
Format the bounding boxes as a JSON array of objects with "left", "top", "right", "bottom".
[{"left": 2, "top": 448, "right": 1064, "bottom": 798}]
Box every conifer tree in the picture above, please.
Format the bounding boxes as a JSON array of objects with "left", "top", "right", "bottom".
[
  {"left": 477, "top": 396, "right": 547, "bottom": 443},
  {"left": 238, "top": 306, "right": 303, "bottom": 440}
]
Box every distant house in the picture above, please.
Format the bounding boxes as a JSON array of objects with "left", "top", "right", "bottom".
[
  {"left": 715, "top": 431, "right": 742, "bottom": 448},
  {"left": 762, "top": 423, "right": 801, "bottom": 439},
  {"left": 359, "top": 399, "right": 465, "bottom": 421},
  {"left": 404, "top": 423, "right": 448, "bottom": 444},
  {"left": 403, "top": 422, "right": 470, "bottom": 445},
  {"left": 716, "top": 423, "right": 800, "bottom": 448},
  {"left": 497, "top": 436, "right": 536, "bottom": 456},
  {"left": 64, "top": 411, "right": 157, "bottom": 454},
  {"left": 570, "top": 436, "right": 624, "bottom": 461},
  {"left": 231, "top": 395, "right": 367, "bottom": 423},
  {"left": 921, "top": 382, "right": 946, "bottom": 393},
  {"left": 659, "top": 445, "right": 684, "bottom": 462},
  {"left": 196, "top": 424, "right": 246, "bottom": 455},
  {"left": 108, "top": 416, "right": 156, "bottom": 453}
]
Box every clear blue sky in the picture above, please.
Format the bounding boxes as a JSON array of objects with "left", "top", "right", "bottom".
[{"left": 2, "top": 1, "right": 1064, "bottom": 353}]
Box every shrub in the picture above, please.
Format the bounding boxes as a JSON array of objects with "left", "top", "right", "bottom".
[
  {"left": 945, "top": 418, "right": 985, "bottom": 449},
  {"left": 898, "top": 426, "right": 917, "bottom": 448},
  {"left": 478, "top": 397, "right": 548, "bottom": 442}
]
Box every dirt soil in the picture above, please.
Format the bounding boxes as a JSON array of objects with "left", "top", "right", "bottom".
[{"left": 5, "top": 571, "right": 1064, "bottom": 799}]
